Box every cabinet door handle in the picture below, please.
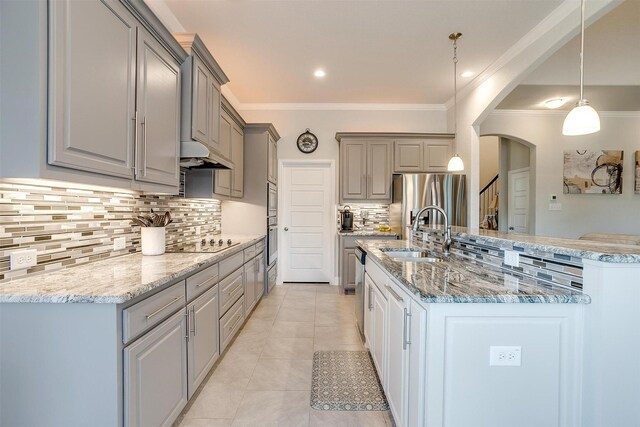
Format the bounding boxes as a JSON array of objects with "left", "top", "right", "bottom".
[
  {"left": 196, "top": 275, "right": 218, "bottom": 288},
  {"left": 403, "top": 308, "right": 412, "bottom": 350},
  {"left": 146, "top": 296, "right": 184, "bottom": 320},
  {"left": 386, "top": 285, "right": 404, "bottom": 302},
  {"left": 184, "top": 311, "right": 190, "bottom": 342},
  {"left": 191, "top": 306, "right": 197, "bottom": 336},
  {"left": 141, "top": 116, "right": 147, "bottom": 175},
  {"left": 368, "top": 285, "right": 373, "bottom": 310}
]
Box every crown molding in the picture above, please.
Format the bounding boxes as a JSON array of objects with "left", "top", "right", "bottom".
[
  {"left": 237, "top": 103, "right": 446, "bottom": 112},
  {"left": 490, "top": 109, "right": 640, "bottom": 118}
]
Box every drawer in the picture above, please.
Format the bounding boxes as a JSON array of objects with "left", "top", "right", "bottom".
[
  {"left": 186, "top": 263, "right": 219, "bottom": 302},
  {"left": 123, "top": 281, "right": 185, "bottom": 344},
  {"left": 219, "top": 251, "right": 244, "bottom": 280},
  {"left": 255, "top": 240, "right": 264, "bottom": 254},
  {"left": 244, "top": 244, "right": 256, "bottom": 262},
  {"left": 219, "top": 295, "right": 245, "bottom": 353},
  {"left": 219, "top": 266, "right": 244, "bottom": 316},
  {"left": 366, "top": 259, "right": 388, "bottom": 292}
]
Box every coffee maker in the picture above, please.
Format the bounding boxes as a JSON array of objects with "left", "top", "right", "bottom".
[{"left": 340, "top": 206, "right": 354, "bottom": 231}]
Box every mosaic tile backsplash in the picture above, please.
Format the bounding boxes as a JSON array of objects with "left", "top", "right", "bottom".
[
  {"left": 412, "top": 228, "right": 584, "bottom": 290},
  {"left": 337, "top": 204, "right": 390, "bottom": 231},
  {"left": 0, "top": 180, "right": 221, "bottom": 282}
]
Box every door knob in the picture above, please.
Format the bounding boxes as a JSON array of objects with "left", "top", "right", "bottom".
[
  {"left": 284, "top": 227, "right": 289, "bottom": 231},
  {"left": 509, "top": 227, "right": 514, "bottom": 230}
]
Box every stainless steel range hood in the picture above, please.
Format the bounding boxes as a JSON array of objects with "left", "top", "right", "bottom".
[{"left": 180, "top": 140, "right": 234, "bottom": 170}]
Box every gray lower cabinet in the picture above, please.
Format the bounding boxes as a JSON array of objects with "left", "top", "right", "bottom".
[
  {"left": 340, "top": 139, "right": 392, "bottom": 203},
  {"left": 134, "top": 28, "right": 181, "bottom": 187},
  {"left": 48, "top": 0, "right": 136, "bottom": 179},
  {"left": 342, "top": 248, "right": 358, "bottom": 291},
  {"left": 256, "top": 253, "right": 265, "bottom": 300},
  {"left": 187, "top": 285, "right": 220, "bottom": 398},
  {"left": 220, "top": 296, "right": 245, "bottom": 353},
  {"left": 339, "top": 234, "right": 397, "bottom": 293},
  {"left": 244, "top": 261, "right": 256, "bottom": 314},
  {"left": 124, "top": 309, "right": 188, "bottom": 427}
]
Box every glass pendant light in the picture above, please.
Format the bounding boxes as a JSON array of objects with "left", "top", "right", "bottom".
[
  {"left": 563, "top": 0, "right": 600, "bottom": 136},
  {"left": 447, "top": 32, "right": 464, "bottom": 172}
]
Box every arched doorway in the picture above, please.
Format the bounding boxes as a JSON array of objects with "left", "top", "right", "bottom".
[{"left": 478, "top": 134, "right": 536, "bottom": 234}]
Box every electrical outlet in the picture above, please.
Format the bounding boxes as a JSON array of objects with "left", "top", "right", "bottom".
[
  {"left": 10, "top": 249, "right": 38, "bottom": 270},
  {"left": 549, "top": 202, "right": 562, "bottom": 211},
  {"left": 490, "top": 346, "right": 522, "bottom": 366},
  {"left": 504, "top": 250, "right": 520, "bottom": 267},
  {"left": 113, "top": 237, "right": 126, "bottom": 251},
  {"left": 195, "top": 226, "right": 201, "bottom": 235}
]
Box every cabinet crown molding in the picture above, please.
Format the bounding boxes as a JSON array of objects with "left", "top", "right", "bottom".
[
  {"left": 244, "top": 123, "right": 281, "bottom": 141},
  {"left": 335, "top": 132, "right": 454, "bottom": 142},
  {"left": 173, "top": 33, "right": 230, "bottom": 85},
  {"left": 222, "top": 96, "right": 246, "bottom": 128}
]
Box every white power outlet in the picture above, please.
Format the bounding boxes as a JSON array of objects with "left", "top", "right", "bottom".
[
  {"left": 113, "top": 236, "right": 126, "bottom": 251},
  {"left": 10, "top": 249, "right": 38, "bottom": 270},
  {"left": 490, "top": 346, "right": 522, "bottom": 366},
  {"left": 195, "top": 226, "right": 201, "bottom": 235},
  {"left": 504, "top": 250, "right": 520, "bottom": 267}
]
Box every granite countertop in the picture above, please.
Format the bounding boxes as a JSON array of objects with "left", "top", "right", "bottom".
[
  {"left": 424, "top": 226, "right": 640, "bottom": 264},
  {"left": 0, "top": 235, "right": 265, "bottom": 304},
  {"left": 338, "top": 229, "right": 399, "bottom": 237},
  {"left": 358, "top": 239, "right": 590, "bottom": 304}
]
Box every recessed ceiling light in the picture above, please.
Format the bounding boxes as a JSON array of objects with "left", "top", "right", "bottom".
[
  {"left": 460, "top": 71, "right": 474, "bottom": 78},
  {"left": 544, "top": 98, "right": 567, "bottom": 109},
  {"left": 313, "top": 69, "right": 326, "bottom": 78}
]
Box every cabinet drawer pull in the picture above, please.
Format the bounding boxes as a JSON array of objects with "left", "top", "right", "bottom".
[
  {"left": 196, "top": 275, "right": 218, "bottom": 288},
  {"left": 146, "top": 296, "right": 184, "bottom": 320},
  {"left": 386, "top": 285, "right": 404, "bottom": 302}
]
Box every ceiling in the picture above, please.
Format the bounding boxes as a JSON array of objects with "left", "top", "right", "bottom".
[
  {"left": 498, "top": 0, "right": 640, "bottom": 111},
  {"left": 159, "top": 0, "right": 563, "bottom": 104}
]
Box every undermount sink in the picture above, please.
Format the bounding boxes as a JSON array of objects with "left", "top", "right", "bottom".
[{"left": 382, "top": 249, "right": 445, "bottom": 263}]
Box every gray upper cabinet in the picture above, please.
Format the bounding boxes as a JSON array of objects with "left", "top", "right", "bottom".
[
  {"left": 268, "top": 136, "right": 278, "bottom": 184},
  {"left": 340, "top": 139, "right": 391, "bottom": 203},
  {"left": 134, "top": 29, "right": 181, "bottom": 187},
  {"left": 394, "top": 138, "right": 452, "bottom": 173},
  {"left": 175, "top": 33, "right": 229, "bottom": 158},
  {"left": 231, "top": 123, "right": 244, "bottom": 198},
  {"left": 367, "top": 141, "right": 393, "bottom": 200},
  {"left": 214, "top": 113, "right": 233, "bottom": 197},
  {"left": 48, "top": 0, "right": 137, "bottom": 179},
  {"left": 341, "top": 140, "right": 367, "bottom": 201}
]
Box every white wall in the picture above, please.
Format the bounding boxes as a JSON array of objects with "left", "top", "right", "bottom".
[
  {"left": 479, "top": 136, "right": 499, "bottom": 189},
  {"left": 482, "top": 111, "right": 640, "bottom": 238}
]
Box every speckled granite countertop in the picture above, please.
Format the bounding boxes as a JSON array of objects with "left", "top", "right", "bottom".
[
  {"left": 0, "top": 235, "right": 265, "bottom": 304},
  {"left": 358, "top": 239, "right": 590, "bottom": 304},
  {"left": 338, "top": 229, "right": 399, "bottom": 237},
  {"left": 422, "top": 226, "right": 640, "bottom": 264}
]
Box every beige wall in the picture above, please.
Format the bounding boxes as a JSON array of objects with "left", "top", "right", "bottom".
[
  {"left": 479, "top": 136, "right": 499, "bottom": 189},
  {"left": 482, "top": 111, "right": 640, "bottom": 238}
]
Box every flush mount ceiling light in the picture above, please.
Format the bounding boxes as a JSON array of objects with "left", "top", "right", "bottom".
[
  {"left": 460, "top": 71, "right": 474, "bottom": 78},
  {"left": 544, "top": 98, "right": 567, "bottom": 109},
  {"left": 447, "top": 32, "right": 464, "bottom": 172},
  {"left": 313, "top": 69, "right": 326, "bottom": 78},
  {"left": 563, "top": 0, "right": 600, "bottom": 136}
]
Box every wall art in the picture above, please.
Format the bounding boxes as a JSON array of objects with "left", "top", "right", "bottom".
[{"left": 563, "top": 150, "right": 623, "bottom": 194}]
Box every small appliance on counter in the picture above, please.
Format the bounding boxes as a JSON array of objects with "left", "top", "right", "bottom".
[{"left": 339, "top": 205, "right": 354, "bottom": 232}]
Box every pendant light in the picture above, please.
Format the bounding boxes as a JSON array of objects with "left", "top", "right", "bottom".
[
  {"left": 562, "top": 0, "right": 600, "bottom": 136},
  {"left": 447, "top": 32, "right": 464, "bottom": 172}
]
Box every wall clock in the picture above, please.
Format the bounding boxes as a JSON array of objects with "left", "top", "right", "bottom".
[{"left": 296, "top": 129, "right": 318, "bottom": 154}]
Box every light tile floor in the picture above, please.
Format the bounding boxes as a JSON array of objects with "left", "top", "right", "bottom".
[{"left": 178, "top": 283, "right": 395, "bottom": 427}]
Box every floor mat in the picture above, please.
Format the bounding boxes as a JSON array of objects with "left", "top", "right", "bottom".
[{"left": 310, "top": 351, "right": 389, "bottom": 411}]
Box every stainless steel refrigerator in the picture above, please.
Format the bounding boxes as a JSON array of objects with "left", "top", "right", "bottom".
[{"left": 390, "top": 174, "right": 467, "bottom": 239}]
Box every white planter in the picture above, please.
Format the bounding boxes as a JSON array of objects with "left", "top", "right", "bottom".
[{"left": 141, "top": 227, "right": 166, "bottom": 256}]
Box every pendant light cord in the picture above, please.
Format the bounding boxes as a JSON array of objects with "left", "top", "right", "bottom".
[
  {"left": 579, "top": 0, "right": 585, "bottom": 100},
  {"left": 453, "top": 37, "right": 458, "bottom": 135}
]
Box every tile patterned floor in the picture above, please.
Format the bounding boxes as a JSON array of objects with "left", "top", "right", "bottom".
[{"left": 178, "top": 283, "right": 395, "bottom": 427}]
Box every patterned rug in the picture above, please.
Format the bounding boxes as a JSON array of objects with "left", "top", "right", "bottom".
[{"left": 310, "top": 351, "right": 389, "bottom": 411}]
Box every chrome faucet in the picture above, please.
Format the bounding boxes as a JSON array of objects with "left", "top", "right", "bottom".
[{"left": 412, "top": 205, "right": 452, "bottom": 255}]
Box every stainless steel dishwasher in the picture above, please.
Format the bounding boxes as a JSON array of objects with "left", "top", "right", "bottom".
[{"left": 354, "top": 246, "right": 366, "bottom": 339}]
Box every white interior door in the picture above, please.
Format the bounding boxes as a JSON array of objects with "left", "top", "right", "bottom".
[
  {"left": 508, "top": 168, "right": 530, "bottom": 233},
  {"left": 281, "top": 161, "right": 334, "bottom": 283}
]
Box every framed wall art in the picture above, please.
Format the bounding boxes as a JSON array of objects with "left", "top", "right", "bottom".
[
  {"left": 636, "top": 151, "right": 640, "bottom": 194},
  {"left": 563, "top": 150, "right": 623, "bottom": 194}
]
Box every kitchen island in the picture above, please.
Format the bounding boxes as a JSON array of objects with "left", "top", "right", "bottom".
[
  {"left": 358, "top": 225, "right": 640, "bottom": 427},
  {"left": 0, "top": 235, "right": 265, "bottom": 427}
]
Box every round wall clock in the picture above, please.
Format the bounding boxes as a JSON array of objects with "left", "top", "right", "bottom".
[{"left": 296, "top": 129, "right": 318, "bottom": 154}]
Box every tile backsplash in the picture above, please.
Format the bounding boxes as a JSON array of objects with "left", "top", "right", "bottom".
[
  {"left": 337, "top": 204, "right": 390, "bottom": 231},
  {"left": 0, "top": 180, "right": 221, "bottom": 282}
]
